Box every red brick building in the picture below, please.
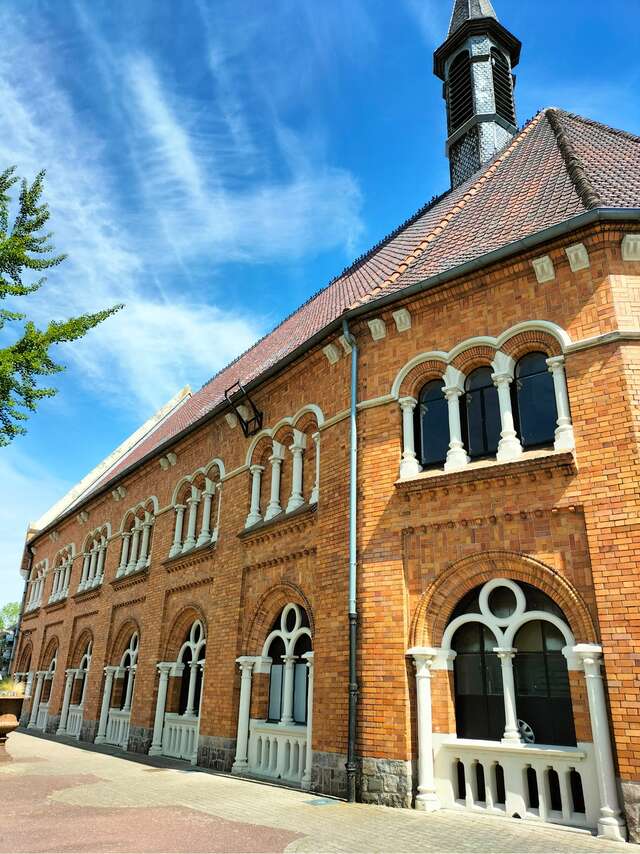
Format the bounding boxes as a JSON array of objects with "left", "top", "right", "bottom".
[{"left": 12, "top": 0, "right": 640, "bottom": 843}]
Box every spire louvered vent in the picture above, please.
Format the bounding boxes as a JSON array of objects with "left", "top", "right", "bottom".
[
  {"left": 491, "top": 49, "right": 515, "bottom": 125},
  {"left": 447, "top": 51, "right": 474, "bottom": 134}
]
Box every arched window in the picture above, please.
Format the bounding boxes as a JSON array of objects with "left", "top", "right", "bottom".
[
  {"left": 491, "top": 48, "right": 515, "bottom": 125},
  {"left": 417, "top": 379, "right": 449, "bottom": 467},
  {"left": 452, "top": 622, "right": 504, "bottom": 741},
  {"left": 447, "top": 50, "right": 473, "bottom": 133},
  {"left": 73, "top": 641, "right": 92, "bottom": 707},
  {"left": 461, "top": 367, "right": 501, "bottom": 459},
  {"left": 512, "top": 352, "right": 557, "bottom": 449},
  {"left": 119, "top": 632, "right": 139, "bottom": 712},
  {"left": 264, "top": 604, "right": 312, "bottom": 725},
  {"left": 175, "top": 620, "right": 206, "bottom": 717}
]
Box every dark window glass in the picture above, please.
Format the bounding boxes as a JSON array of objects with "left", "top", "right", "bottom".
[
  {"left": 120, "top": 651, "right": 131, "bottom": 710},
  {"left": 462, "top": 367, "right": 501, "bottom": 459},
  {"left": 452, "top": 622, "right": 504, "bottom": 741},
  {"left": 293, "top": 633, "right": 312, "bottom": 724},
  {"left": 513, "top": 352, "right": 557, "bottom": 449},
  {"left": 447, "top": 51, "right": 473, "bottom": 133},
  {"left": 178, "top": 646, "right": 192, "bottom": 714},
  {"left": 417, "top": 380, "right": 449, "bottom": 467},
  {"left": 193, "top": 643, "right": 205, "bottom": 714},
  {"left": 513, "top": 620, "right": 576, "bottom": 746},
  {"left": 267, "top": 635, "right": 286, "bottom": 722}
]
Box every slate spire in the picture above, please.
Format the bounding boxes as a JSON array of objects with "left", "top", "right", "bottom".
[{"left": 435, "top": 0, "right": 522, "bottom": 188}]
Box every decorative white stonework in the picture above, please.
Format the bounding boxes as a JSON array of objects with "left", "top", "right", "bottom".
[
  {"left": 565, "top": 242, "right": 590, "bottom": 272},
  {"left": 621, "top": 233, "right": 640, "bottom": 262},
  {"left": 76, "top": 510, "right": 89, "bottom": 524},
  {"left": 159, "top": 452, "right": 178, "bottom": 471},
  {"left": 25, "top": 560, "right": 47, "bottom": 611},
  {"left": 546, "top": 356, "right": 575, "bottom": 451},
  {"left": 111, "top": 485, "right": 127, "bottom": 502},
  {"left": 116, "top": 499, "right": 157, "bottom": 577},
  {"left": 49, "top": 531, "right": 60, "bottom": 543},
  {"left": 367, "top": 318, "right": 387, "bottom": 341},
  {"left": 531, "top": 255, "right": 555, "bottom": 283},
  {"left": 49, "top": 544, "right": 75, "bottom": 604},
  {"left": 225, "top": 412, "right": 238, "bottom": 428},
  {"left": 491, "top": 351, "right": 523, "bottom": 464},
  {"left": 322, "top": 343, "right": 340, "bottom": 365},
  {"left": 338, "top": 334, "right": 352, "bottom": 355},
  {"left": 78, "top": 525, "right": 109, "bottom": 592},
  {"left": 392, "top": 308, "right": 412, "bottom": 332},
  {"left": 399, "top": 397, "right": 421, "bottom": 478},
  {"left": 96, "top": 633, "right": 139, "bottom": 749},
  {"left": 442, "top": 365, "right": 470, "bottom": 472}
]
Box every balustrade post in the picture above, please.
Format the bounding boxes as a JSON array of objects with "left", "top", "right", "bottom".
[
  {"left": 79, "top": 553, "right": 91, "bottom": 590},
  {"left": 302, "top": 652, "right": 314, "bottom": 789},
  {"left": 126, "top": 522, "right": 141, "bottom": 574},
  {"left": 169, "top": 504, "right": 186, "bottom": 558},
  {"left": 95, "top": 666, "right": 117, "bottom": 743},
  {"left": 494, "top": 648, "right": 522, "bottom": 743},
  {"left": 574, "top": 644, "right": 627, "bottom": 842},
  {"left": 117, "top": 532, "right": 131, "bottom": 577},
  {"left": 245, "top": 465, "right": 264, "bottom": 528},
  {"left": 136, "top": 514, "right": 153, "bottom": 569},
  {"left": 185, "top": 660, "right": 199, "bottom": 716},
  {"left": 149, "top": 663, "right": 173, "bottom": 756},
  {"left": 408, "top": 648, "right": 441, "bottom": 811},
  {"left": 122, "top": 664, "right": 136, "bottom": 712},
  {"left": 286, "top": 431, "right": 307, "bottom": 513},
  {"left": 96, "top": 540, "right": 106, "bottom": 584},
  {"left": 547, "top": 356, "right": 575, "bottom": 451},
  {"left": 25, "top": 671, "right": 34, "bottom": 699},
  {"left": 57, "top": 669, "right": 77, "bottom": 735},
  {"left": 232, "top": 657, "right": 255, "bottom": 772}
]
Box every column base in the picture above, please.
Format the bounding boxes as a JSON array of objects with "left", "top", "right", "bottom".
[
  {"left": 415, "top": 792, "right": 441, "bottom": 812},
  {"left": 400, "top": 457, "right": 421, "bottom": 478},
  {"left": 148, "top": 745, "right": 165, "bottom": 756},
  {"left": 554, "top": 425, "right": 575, "bottom": 452},
  {"left": 94, "top": 734, "right": 107, "bottom": 744},
  {"left": 56, "top": 728, "right": 67, "bottom": 736},
  {"left": 597, "top": 815, "right": 627, "bottom": 843},
  {"left": 496, "top": 436, "right": 523, "bottom": 463},
  {"left": 444, "top": 448, "right": 469, "bottom": 472},
  {"left": 286, "top": 497, "right": 305, "bottom": 513},
  {"left": 231, "top": 760, "right": 248, "bottom": 774}
]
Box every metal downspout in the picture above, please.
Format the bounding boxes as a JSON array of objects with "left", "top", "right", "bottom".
[{"left": 342, "top": 317, "right": 359, "bottom": 803}]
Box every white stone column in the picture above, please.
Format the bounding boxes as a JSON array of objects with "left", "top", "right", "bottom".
[
  {"left": 574, "top": 644, "right": 627, "bottom": 842},
  {"left": 57, "top": 669, "right": 77, "bottom": 735},
  {"left": 492, "top": 352, "right": 522, "bottom": 462},
  {"left": 169, "top": 504, "right": 186, "bottom": 558},
  {"left": 547, "top": 356, "right": 575, "bottom": 451},
  {"left": 399, "top": 397, "right": 422, "bottom": 478},
  {"left": 309, "top": 433, "right": 320, "bottom": 505},
  {"left": 96, "top": 540, "right": 106, "bottom": 584},
  {"left": 122, "top": 665, "right": 136, "bottom": 712},
  {"left": 408, "top": 648, "right": 441, "bottom": 811},
  {"left": 95, "top": 666, "right": 117, "bottom": 743},
  {"left": 245, "top": 465, "right": 264, "bottom": 528},
  {"left": 182, "top": 493, "right": 200, "bottom": 552},
  {"left": 62, "top": 559, "right": 72, "bottom": 594},
  {"left": 232, "top": 657, "right": 255, "bottom": 772},
  {"left": 117, "top": 532, "right": 131, "bottom": 577},
  {"left": 87, "top": 548, "right": 98, "bottom": 586},
  {"left": 185, "top": 660, "right": 200, "bottom": 716},
  {"left": 27, "top": 671, "right": 45, "bottom": 728},
  {"left": 127, "top": 522, "right": 141, "bottom": 574},
  {"left": 443, "top": 367, "right": 469, "bottom": 471},
  {"left": 494, "top": 648, "right": 522, "bottom": 743},
  {"left": 196, "top": 488, "right": 214, "bottom": 547},
  {"left": 211, "top": 485, "right": 222, "bottom": 543},
  {"left": 25, "top": 671, "right": 34, "bottom": 699},
  {"left": 302, "top": 651, "right": 315, "bottom": 789},
  {"left": 79, "top": 553, "right": 91, "bottom": 590},
  {"left": 136, "top": 513, "right": 153, "bottom": 569},
  {"left": 149, "top": 662, "right": 173, "bottom": 756},
  {"left": 280, "top": 654, "right": 296, "bottom": 725},
  {"left": 286, "top": 430, "right": 307, "bottom": 513},
  {"left": 50, "top": 568, "right": 59, "bottom": 602},
  {"left": 265, "top": 442, "right": 285, "bottom": 521}
]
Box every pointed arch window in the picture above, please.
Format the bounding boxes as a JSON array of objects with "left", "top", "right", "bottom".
[
  {"left": 265, "top": 604, "right": 311, "bottom": 725},
  {"left": 512, "top": 352, "right": 558, "bottom": 449},
  {"left": 461, "top": 367, "right": 501, "bottom": 459},
  {"left": 447, "top": 50, "right": 473, "bottom": 133},
  {"left": 416, "top": 379, "right": 449, "bottom": 467}
]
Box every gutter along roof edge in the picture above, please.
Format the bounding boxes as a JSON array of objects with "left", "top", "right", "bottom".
[{"left": 27, "top": 206, "right": 640, "bottom": 546}]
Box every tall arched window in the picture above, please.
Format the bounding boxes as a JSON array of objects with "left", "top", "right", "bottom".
[
  {"left": 452, "top": 622, "right": 504, "bottom": 741},
  {"left": 461, "top": 367, "right": 501, "bottom": 459},
  {"left": 119, "top": 632, "right": 139, "bottom": 712},
  {"left": 512, "top": 352, "right": 558, "bottom": 449},
  {"left": 447, "top": 50, "right": 473, "bottom": 133},
  {"left": 176, "top": 620, "right": 206, "bottom": 717},
  {"left": 265, "top": 604, "right": 312, "bottom": 725},
  {"left": 417, "top": 379, "right": 449, "bottom": 468}
]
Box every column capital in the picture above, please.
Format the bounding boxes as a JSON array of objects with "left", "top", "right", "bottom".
[
  {"left": 236, "top": 655, "right": 257, "bottom": 674},
  {"left": 122, "top": 530, "right": 132, "bottom": 540},
  {"left": 103, "top": 665, "right": 118, "bottom": 676},
  {"left": 290, "top": 428, "right": 307, "bottom": 451},
  {"left": 491, "top": 371, "right": 512, "bottom": 387},
  {"left": 573, "top": 643, "right": 603, "bottom": 673},
  {"left": 65, "top": 668, "right": 79, "bottom": 678},
  {"left": 398, "top": 395, "right": 417, "bottom": 410},
  {"left": 174, "top": 503, "right": 186, "bottom": 512},
  {"left": 546, "top": 354, "right": 566, "bottom": 370},
  {"left": 270, "top": 440, "right": 285, "bottom": 461},
  {"left": 249, "top": 463, "right": 264, "bottom": 475},
  {"left": 156, "top": 661, "right": 174, "bottom": 675},
  {"left": 493, "top": 647, "right": 517, "bottom": 660},
  {"left": 282, "top": 654, "right": 297, "bottom": 665}
]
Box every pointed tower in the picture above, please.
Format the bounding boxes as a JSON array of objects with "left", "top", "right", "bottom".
[{"left": 434, "top": 0, "right": 522, "bottom": 188}]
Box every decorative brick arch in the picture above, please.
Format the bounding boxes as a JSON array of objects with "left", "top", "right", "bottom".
[
  {"left": 17, "top": 639, "right": 33, "bottom": 672},
  {"left": 162, "top": 604, "right": 207, "bottom": 661},
  {"left": 243, "top": 582, "right": 314, "bottom": 655},
  {"left": 109, "top": 618, "right": 141, "bottom": 665},
  {"left": 410, "top": 551, "right": 597, "bottom": 647},
  {"left": 399, "top": 359, "right": 447, "bottom": 400},
  {"left": 501, "top": 329, "right": 562, "bottom": 362},
  {"left": 450, "top": 344, "right": 496, "bottom": 374},
  {"left": 38, "top": 636, "right": 59, "bottom": 670},
  {"left": 69, "top": 629, "right": 93, "bottom": 669}
]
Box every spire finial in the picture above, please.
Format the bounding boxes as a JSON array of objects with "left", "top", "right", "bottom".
[{"left": 448, "top": 0, "right": 498, "bottom": 36}]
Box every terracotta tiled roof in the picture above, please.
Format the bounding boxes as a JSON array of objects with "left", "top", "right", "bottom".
[{"left": 83, "top": 108, "right": 640, "bottom": 500}]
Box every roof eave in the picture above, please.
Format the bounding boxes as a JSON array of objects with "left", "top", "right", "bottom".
[{"left": 27, "top": 206, "right": 640, "bottom": 547}]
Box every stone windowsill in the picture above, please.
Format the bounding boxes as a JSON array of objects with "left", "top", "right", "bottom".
[
  {"left": 44, "top": 597, "right": 68, "bottom": 613},
  {"left": 238, "top": 502, "right": 317, "bottom": 541},
  {"left": 396, "top": 448, "right": 577, "bottom": 493},
  {"left": 437, "top": 736, "right": 586, "bottom": 761},
  {"left": 73, "top": 584, "right": 102, "bottom": 602},
  {"left": 162, "top": 539, "right": 217, "bottom": 570},
  {"left": 21, "top": 607, "right": 41, "bottom": 620},
  {"left": 110, "top": 567, "right": 149, "bottom": 589}
]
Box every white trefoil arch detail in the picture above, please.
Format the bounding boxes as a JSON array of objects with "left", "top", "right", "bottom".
[
  {"left": 168, "top": 460, "right": 225, "bottom": 558},
  {"left": 407, "top": 577, "right": 626, "bottom": 841},
  {"left": 26, "top": 559, "right": 47, "bottom": 611},
  {"left": 49, "top": 544, "right": 76, "bottom": 604},
  {"left": 244, "top": 405, "right": 324, "bottom": 529},
  {"left": 78, "top": 524, "right": 111, "bottom": 592},
  {"left": 393, "top": 321, "right": 575, "bottom": 478},
  {"left": 116, "top": 498, "right": 158, "bottom": 577}
]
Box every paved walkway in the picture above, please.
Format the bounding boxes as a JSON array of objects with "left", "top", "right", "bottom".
[{"left": 1, "top": 732, "right": 630, "bottom": 853}]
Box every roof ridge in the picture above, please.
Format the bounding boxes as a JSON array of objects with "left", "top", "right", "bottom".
[
  {"left": 551, "top": 107, "right": 640, "bottom": 145},
  {"left": 352, "top": 111, "right": 546, "bottom": 306},
  {"left": 546, "top": 108, "right": 603, "bottom": 210}
]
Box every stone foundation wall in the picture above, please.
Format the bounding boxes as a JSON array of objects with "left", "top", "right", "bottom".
[
  {"left": 197, "top": 734, "right": 236, "bottom": 772},
  {"left": 310, "top": 751, "right": 413, "bottom": 807},
  {"left": 80, "top": 719, "right": 98, "bottom": 743},
  {"left": 127, "top": 725, "right": 152, "bottom": 755},
  {"left": 311, "top": 750, "right": 348, "bottom": 799},
  {"left": 622, "top": 780, "right": 640, "bottom": 844},
  {"left": 45, "top": 714, "right": 60, "bottom": 734}
]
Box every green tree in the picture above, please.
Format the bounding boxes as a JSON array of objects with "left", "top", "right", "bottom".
[
  {"left": 0, "top": 602, "right": 20, "bottom": 630},
  {"left": 0, "top": 166, "right": 122, "bottom": 445}
]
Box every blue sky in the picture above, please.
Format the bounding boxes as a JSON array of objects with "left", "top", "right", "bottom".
[{"left": 1, "top": 0, "right": 639, "bottom": 605}]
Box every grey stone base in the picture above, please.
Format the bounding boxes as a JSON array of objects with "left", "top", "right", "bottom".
[
  {"left": 311, "top": 751, "right": 413, "bottom": 807},
  {"left": 197, "top": 734, "right": 236, "bottom": 772},
  {"left": 80, "top": 719, "right": 98, "bottom": 744},
  {"left": 127, "top": 725, "right": 153, "bottom": 755},
  {"left": 360, "top": 757, "right": 413, "bottom": 808},
  {"left": 19, "top": 711, "right": 29, "bottom": 726},
  {"left": 45, "top": 714, "right": 60, "bottom": 734},
  {"left": 622, "top": 779, "right": 640, "bottom": 844}
]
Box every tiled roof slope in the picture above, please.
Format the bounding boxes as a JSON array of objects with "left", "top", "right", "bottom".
[{"left": 84, "top": 107, "right": 640, "bottom": 501}]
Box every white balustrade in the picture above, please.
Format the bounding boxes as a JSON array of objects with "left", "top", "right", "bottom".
[
  {"left": 432, "top": 736, "right": 600, "bottom": 832},
  {"left": 105, "top": 708, "right": 131, "bottom": 750},
  {"left": 66, "top": 704, "right": 84, "bottom": 738},
  {"left": 35, "top": 701, "right": 50, "bottom": 732},
  {"left": 247, "top": 720, "right": 307, "bottom": 784},
  {"left": 161, "top": 713, "right": 199, "bottom": 762}
]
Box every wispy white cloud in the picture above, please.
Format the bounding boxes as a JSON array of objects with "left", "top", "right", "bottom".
[{"left": 404, "top": 0, "right": 449, "bottom": 48}]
